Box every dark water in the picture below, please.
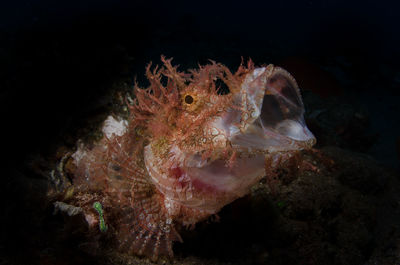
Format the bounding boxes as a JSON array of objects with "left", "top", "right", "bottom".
[
  {"left": 1, "top": 0, "right": 399, "bottom": 168},
  {"left": 0, "top": 1, "right": 399, "bottom": 264}
]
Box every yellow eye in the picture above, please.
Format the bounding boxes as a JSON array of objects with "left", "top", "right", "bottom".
[
  {"left": 182, "top": 93, "right": 200, "bottom": 111},
  {"left": 184, "top": 94, "right": 194, "bottom": 104}
]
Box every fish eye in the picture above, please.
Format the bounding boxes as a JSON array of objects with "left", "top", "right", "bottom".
[{"left": 184, "top": 94, "right": 194, "bottom": 104}]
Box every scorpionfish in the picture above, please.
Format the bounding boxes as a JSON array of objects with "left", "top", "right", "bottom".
[{"left": 69, "top": 56, "right": 316, "bottom": 260}]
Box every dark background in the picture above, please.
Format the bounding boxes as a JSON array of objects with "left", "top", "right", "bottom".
[
  {"left": 1, "top": 0, "right": 399, "bottom": 168},
  {"left": 0, "top": 1, "right": 400, "bottom": 264}
]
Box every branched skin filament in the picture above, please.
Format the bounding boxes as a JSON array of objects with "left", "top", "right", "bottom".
[{"left": 70, "top": 56, "right": 316, "bottom": 260}]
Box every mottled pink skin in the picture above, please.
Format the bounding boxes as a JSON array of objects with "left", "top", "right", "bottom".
[
  {"left": 71, "top": 57, "right": 316, "bottom": 260},
  {"left": 144, "top": 62, "right": 315, "bottom": 216}
]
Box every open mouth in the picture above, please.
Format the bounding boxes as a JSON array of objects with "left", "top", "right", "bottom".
[{"left": 205, "top": 65, "right": 316, "bottom": 155}]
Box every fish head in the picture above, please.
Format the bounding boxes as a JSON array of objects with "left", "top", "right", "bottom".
[{"left": 137, "top": 57, "right": 316, "bottom": 214}]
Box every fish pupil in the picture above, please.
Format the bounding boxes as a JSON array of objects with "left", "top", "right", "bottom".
[{"left": 185, "top": 95, "right": 194, "bottom": 104}]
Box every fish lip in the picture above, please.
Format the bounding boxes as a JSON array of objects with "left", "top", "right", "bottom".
[{"left": 228, "top": 130, "right": 315, "bottom": 156}]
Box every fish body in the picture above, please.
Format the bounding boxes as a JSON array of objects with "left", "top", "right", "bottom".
[{"left": 70, "top": 57, "right": 316, "bottom": 259}]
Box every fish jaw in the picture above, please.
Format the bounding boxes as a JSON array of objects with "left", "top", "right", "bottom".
[{"left": 210, "top": 65, "right": 316, "bottom": 153}]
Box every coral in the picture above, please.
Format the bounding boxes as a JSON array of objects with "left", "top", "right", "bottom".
[{"left": 64, "top": 56, "right": 316, "bottom": 260}]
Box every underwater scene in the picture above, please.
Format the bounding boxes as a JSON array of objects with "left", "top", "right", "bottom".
[{"left": 1, "top": 0, "right": 399, "bottom": 264}]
